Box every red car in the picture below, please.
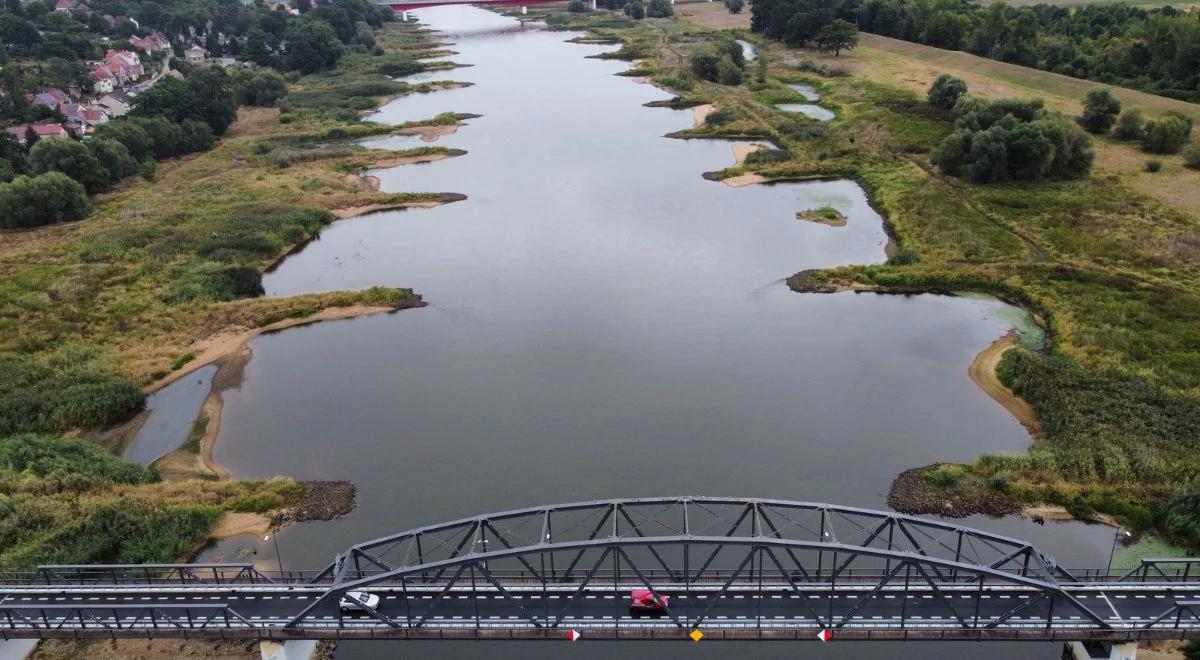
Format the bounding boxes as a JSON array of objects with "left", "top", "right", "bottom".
[{"left": 629, "top": 588, "right": 670, "bottom": 618}]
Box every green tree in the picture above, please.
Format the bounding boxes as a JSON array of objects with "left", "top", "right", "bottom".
[
  {"left": 186, "top": 66, "right": 237, "bottom": 135},
  {"left": 0, "top": 172, "right": 90, "bottom": 228},
  {"left": 1077, "top": 88, "right": 1121, "bottom": 134},
  {"left": 690, "top": 50, "right": 721, "bottom": 82},
  {"left": 1184, "top": 142, "right": 1200, "bottom": 170},
  {"left": 131, "top": 76, "right": 200, "bottom": 125},
  {"left": 726, "top": 0, "right": 744, "bottom": 13},
  {"left": 233, "top": 70, "right": 288, "bottom": 107},
  {"left": 27, "top": 137, "right": 107, "bottom": 193},
  {"left": 1141, "top": 114, "right": 1192, "bottom": 154},
  {"left": 716, "top": 56, "right": 744, "bottom": 85},
  {"left": 86, "top": 138, "right": 139, "bottom": 186},
  {"left": 283, "top": 19, "right": 344, "bottom": 73},
  {"left": 1111, "top": 108, "right": 1144, "bottom": 141},
  {"left": 242, "top": 27, "right": 275, "bottom": 66},
  {"left": 567, "top": 0, "right": 588, "bottom": 11},
  {"left": 624, "top": 0, "right": 645, "bottom": 19},
  {"left": 646, "top": 0, "right": 672, "bottom": 17},
  {"left": 92, "top": 120, "right": 154, "bottom": 161},
  {"left": 927, "top": 74, "right": 967, "bottom": 110},
  {"left": 130, "top": 116, "right": 185, "bottom": 159},
  {"left": 816, "top": 19, "right": 858, "bottom": 57}
]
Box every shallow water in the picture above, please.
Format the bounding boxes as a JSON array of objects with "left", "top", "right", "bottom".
[
  {"left": 124, "top": 365, "right": 215, "bottom": 465},
  {"left": 788, "top": 82, "right": 820, "bottom": 101},
  {"left": 737, "top": 38, "right": 757, "bottom": 61},
  {"left": 183, "top": 7, "right": 1117, "bottom": 657},
  {"left": 776, "top": 102, "right": 835, "bottom": 121}
]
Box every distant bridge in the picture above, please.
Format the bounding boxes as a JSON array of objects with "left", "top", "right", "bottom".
[{"left": 2, "top": 497, "right": 1200, "bottom": 643}]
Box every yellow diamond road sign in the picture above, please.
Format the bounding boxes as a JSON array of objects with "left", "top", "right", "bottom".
[{"left": 689, "top": 629, "right": 704, "bottom": 642}]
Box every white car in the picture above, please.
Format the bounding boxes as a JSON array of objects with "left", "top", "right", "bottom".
[{"left": 339, "top": 591, "right": 381, "bottom": 612}]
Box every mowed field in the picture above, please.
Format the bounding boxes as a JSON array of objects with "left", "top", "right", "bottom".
[{"left": 674, "top": 2, "right": 1200, "bottom": 219}]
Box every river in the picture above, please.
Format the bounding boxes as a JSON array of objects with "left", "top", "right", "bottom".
[{"left": 175, "top": 6, "right": 1121, "bottom": 657}]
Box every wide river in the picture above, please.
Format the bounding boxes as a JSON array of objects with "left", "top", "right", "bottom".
[{"left": 187, "top": 6, "right": 1118, "bottom": 657}]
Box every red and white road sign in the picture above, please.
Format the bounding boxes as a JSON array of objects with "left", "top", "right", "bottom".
[
  {"left": 566, "top": 629, "right": 582, "bottom": 641},
  {"left": 816, "top": 629, "right": 832, "bottom": 642}
]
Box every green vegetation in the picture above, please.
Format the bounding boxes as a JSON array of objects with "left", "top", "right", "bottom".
[
  {"left": 927, "top": 74, "right": 967, "bottom": 110},
  {"left": 0, "top": 433, "right": 305, "bottom": 569},
  {"left": 816, "top": 18, "right": 859, "bottom": 57},
  {"left": 931, "top": 90, "right": 1093, "bottom": 183},
  {"left": 690, "top": 37, "right": 748, "bottom": 84},
  {"left": 1077, "top": 88, "right": 1121, "bottom": 134},
  {"left": 0, "top": 171, "right": 89, "bottom": 228}
]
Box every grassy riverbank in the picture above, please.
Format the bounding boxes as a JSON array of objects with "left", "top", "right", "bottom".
[
  {"left": 548, "top": 4, "right": 1200, "bottom": 543},
  {"left": 0, "top": 21, "right": 465, "bottom": 568}
]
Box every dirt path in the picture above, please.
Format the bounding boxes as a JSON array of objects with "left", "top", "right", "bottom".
[{"left": 968, "top": 331, "right": 1042, "bottom": 438}]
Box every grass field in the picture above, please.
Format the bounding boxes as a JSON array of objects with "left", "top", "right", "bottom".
[{"left": 675, "top": 3, "right": 1200, "bottom": 219}]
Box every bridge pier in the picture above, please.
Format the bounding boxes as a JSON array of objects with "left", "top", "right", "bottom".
[
  {"left": 520, "top": 5, "right": 527, "bottom": 13},
  {"left": 261, "top": 641, "right": 319, "bottom": 660},
  {"left": 401, "top": 10, "right": 408, "bottom": 21},
  {"left": 0, "top": 639, "right": 38, "bottom": 660},
  {"left": 1064, "top": 641, "right": 1137, "bottom": 660}
]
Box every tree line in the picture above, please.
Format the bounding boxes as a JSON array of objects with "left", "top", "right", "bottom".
[{"left": 751, "top": 0, "right": 1200, "bottom": 102}]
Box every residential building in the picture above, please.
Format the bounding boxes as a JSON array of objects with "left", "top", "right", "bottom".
[
  {"left": 6, "top": 123, "right": 69, "bottom": 144},
  {"left": 184, "top": 45, "right": 208, "bottom": 64},
  {"left": 97, "top": 90, "right": 133, "bottom": 117}
]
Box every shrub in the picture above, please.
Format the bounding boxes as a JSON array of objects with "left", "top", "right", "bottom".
[
  {"left": 646, "top": 0, "right": 672, "bottom": 17},
  {"left": 377, "top": 54, "right": 424, "bottom": 77},
  {"left": 1077, "top": 88, "right": 1121, "bottom": 134},
  {"left": 726, "top": 0, "right": 744, "bottom": 12},
  {"left": 1111, "top": 108, "right": 1144, "bottom": 141},
  {"left": 92, "top": 120, "right": 154, "bottom": 161},
  {"left": 927, "top": 74, "right": 967, "bottom": 110},
  {"left": 1145, "top": 159, "right": 1162, "bottom": 173},
  {"left": 922, "top": 464, "right": 967, "bottom": 488},
  {"left": 690, "top": 51, "right": 720, "bottom": 82},
  {"left": 1141, "top": 113, "right": 1192, "bottom": 154},
  {"left": 27, "top": 137, "right": 108, "bottom": 193},
  {"left": 567, "top": 0, "right": 588, "bottom": 11},
  {"left": 1162, "top": 480, "right": 1200, "bottom": 546},
  {"left": 232, "top": 493, "right": 285, "bottom": 513},
  {"left": 232, "top": 70, "right": 289, "bottom": 107},
  {"left": 162, "top": 262, "right": 265, "bottom": 303},
  {"left": 0, "top": 172, "right": 90, "bottom": 229},
  {"left": 624, "top": 0, "right": 645, "bottom": 18},
  {"left": 1183, "top": 142, "right": 1200, "bottom": 169},
  {"left": 705, "top": 107, "right": 736, "bottom": 126},
  {"left": 0, "top": 352, "right": 142, "bottom": 434},
  {"left": 0, "top": 434, "right": 154, "bottom": 484},
  {"left": 744, "top": 148, "right": 791, "bottom": 165},
  {"left": 87, "top": 138, "right": 139, "bottom": 186},
  {"left": 716, "top": 56, "right": 744, "bottom": 85}
]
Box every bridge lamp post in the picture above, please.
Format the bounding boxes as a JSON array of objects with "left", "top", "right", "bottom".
[{"left": 1106, "top": 528, "right": 1132, "bottom": 576}]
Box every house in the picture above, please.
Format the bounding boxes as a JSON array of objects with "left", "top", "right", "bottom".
[
  {"left": 58, "top": 102, "right": 108, "bottom": 128},
  {"left": 103, "top": 50, "right": 144, "bottom": 81},
  {"left": 97, "top": 90, "right": 133, "bottom": 117},
  {"left": 6, "top": 123, "right": 69, "bottom": 144},
  {"left": 53, "top": 0, "right": 75, "bottom": 12},
  {"left": 89, "top": 65, "right": 116, "bottom": 94},
  {"left": 184, "top": 45, "right": 207, "bottom": 64},
  {"left": 130, "top": 32, "right": 170, "bottom": 55},
  {"left": 31, "top": 88, "right": 69, "bottom": 110}
]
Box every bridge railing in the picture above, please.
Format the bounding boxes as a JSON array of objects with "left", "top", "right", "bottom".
[{"left": 3, "top": 561, "right": 1198, "bottom": 587}]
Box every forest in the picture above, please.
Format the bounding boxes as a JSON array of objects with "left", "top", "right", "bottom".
[{"left": 750, "top": 0, "right": 1200, "bottom": 101}]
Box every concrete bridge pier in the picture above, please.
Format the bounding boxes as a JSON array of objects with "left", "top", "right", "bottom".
[
  {"left": 520, "top": 5, "right": 527, "bottom": 13},
  {"left": 261, "top": 641, "right": 319, "bottom": 660},
  {"left": 1064, "top": 641, "right": 1137, "bottom": 660},
  {"left": 0, "top": 639, "right": 38, "bottom": 660},
  {"left": 401, "top": 10, "right": 408, "bottom": 20}
]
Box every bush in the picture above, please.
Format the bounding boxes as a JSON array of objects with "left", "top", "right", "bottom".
[
  {"left": 1162, "top": 480, "right": 1200, "bottom": 546},
  {"left": 1183, "top": 142, "right": 1200, "bottom": 169},
  {"left": 716, "top": 56, "right": 744, "bottom": 85},
  {"left": 1077, "top": 88, "right": 1121, "bottom": 134},
  {"left": 690, "top": 51, "right": 720, "bottom": 82},
  {"left": 0, "top": 172, "right": 90, "bottom": 229},
  {"left": 0, "top": 351, "right": 141, "bottom": 434},
  {"left": 233, "top": 70, "right": 289, "bottom": 107},
  {"left": 92, "top": 120, "right": 154, "bottom": 161},
  {"left": 284, "top": 19, "right": 344, "bottom": 73},
  {"left": 624, "top": 0, "right": 645, "bottom": 18},
  {"left": 646, "top": 0, "right": 672, "bottom": 17},
  {"left": 377, "top": 53, "right": 424, "bottom": 77},
  {"left": 567, "top": 0, "right": 588, "bottom": 11},
  {"left": 744, "top": 148, "right": 791, "bottom": 165},
  {"left": 1141, "top": 113, "right": 1192, "bottom": 154},
  {"left": 726, "top": 0, "right": 744, "bottom": 13},
  {"left": 87, "top": 138, "right": 139, "bottom": 186},
  {"left": 162, "top": 262, "right": 265, "bottom": 303},
  {"left": 0, "top": 434, "right": 154, "bottom": 484},
  {"left": 1111, "top": 108, "right": 1144, "bottom": 141},
  {"left": 1145, "top": 159, "right": 1162, "bottom": 173},
  {"left": 705, "top": 107, "right": 736, "bottom": 126},
  {"left": 927, "top": 74, "right": 967, "bottom": 110},
  {"left": 922, "top": 464, "right": 967, "bottom": 488},
  {"left": 27, "top": 137, "right": 108, "bottom": 193}
]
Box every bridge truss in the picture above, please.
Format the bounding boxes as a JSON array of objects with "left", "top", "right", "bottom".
[{"left": 2, "top": 497, "right": 1200, "bottom": 641}]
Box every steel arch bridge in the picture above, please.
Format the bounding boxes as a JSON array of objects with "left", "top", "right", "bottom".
[{"left": 3, "top": 497, "right": 1200, "bottom": 642}]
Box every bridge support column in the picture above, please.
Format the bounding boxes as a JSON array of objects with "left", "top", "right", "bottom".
[
  {"left": 261, "top": 641, "right": 319, "bottom": 660},
  {"left": 520, "top": 5, "right": 527, "bottom": 13},
  {"left": 0, "top": 639, "right": 39, "bottom": 660},
  {"left": 401, "top": 10, "right": 408, "bottom": 21},
  {"left": 1064, "top": 641, "right": 1137, "bottom": 660}
]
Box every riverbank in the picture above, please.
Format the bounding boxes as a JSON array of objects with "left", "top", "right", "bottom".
[{"left": 569, "top": 7, "right": 1200, "bottom": 541}]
